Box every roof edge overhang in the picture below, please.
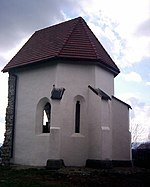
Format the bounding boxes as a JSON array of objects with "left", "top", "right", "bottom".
[
  {"left": 112, "top": 96, "right": 132, "bottom": 109},
  {"left": 97, "top": 60, "right": 120, "bottom": 77},
  {"left": 2, "top": 56, "right": 57, "bottom": 73},
  {"left": 2, "top": 56, "right": 120, "bottom": 77},
  {"left": 88, "top": 85, "right": 111, "bottom": 100}
]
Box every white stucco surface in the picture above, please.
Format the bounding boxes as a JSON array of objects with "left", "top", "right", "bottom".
[
  {"left": 12, "top": 61, "right": 131, "bottom": 166},
  {"left": 112, "top": 97, "right": 131, "bottom": 160},
  {"left": 95, "top": 66, "right": 114, "bottom": 96}
]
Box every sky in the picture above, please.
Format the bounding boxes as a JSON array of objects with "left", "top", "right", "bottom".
[{"left": 0, "top": 0, "right": 150, "bottom": 143}]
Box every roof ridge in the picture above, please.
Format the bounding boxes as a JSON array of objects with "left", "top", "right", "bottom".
[
  {"left": 80, "top": 19, "right": 99, "bottom": 59},
  {"left": 35, "top": 17, "right": 81, "bottom": 33},
  {"left": 58, "top": 17, "right": 81, "bottom": 56},
  {"left": 82, "top": 19, "right": 118, "bottom": 69},
  {"left": 3, "top": 16, "right": 120, "bottom": 75}
]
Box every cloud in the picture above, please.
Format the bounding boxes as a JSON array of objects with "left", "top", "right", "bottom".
[
  {"left": 0, "top": 0, "right": 80, "bottom": 52},
  {"left": 137, "top": 18, "right": 150, "bottom": 37},
  {"left": 0, "top": 37, "right": 29, "bottom": 66},
  {"left": 78, "top": 0, "right": 150, "bottom": 68},
  {"left": 122, "top": 72, "right": 142, "bottom": 82},
  {"left": 146, "top": 82, "right": 150, "bottom": 86}
]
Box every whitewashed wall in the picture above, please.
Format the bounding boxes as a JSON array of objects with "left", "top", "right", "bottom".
[
  {"left": 13, "top": 64, "right": 56, "bottom": 165},
  {"left": 12, "top": 61, "right": 130, "bottom": 166},
  {"left": 111, "top": 97, "right": 131, "bottom": 160},
  {"left": 95, "top": 66, "right": 114, "bottom": 96}
]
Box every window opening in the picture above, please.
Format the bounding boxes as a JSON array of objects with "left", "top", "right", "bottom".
[
  {"left": 75, "top": 101, "right": 80, "bottom": 133},
  {"left": 43, "top": 102, "right": 51, "bottom": 133},
  {"left": 51, "top": 85, "right": 65, "bottom": 100}
]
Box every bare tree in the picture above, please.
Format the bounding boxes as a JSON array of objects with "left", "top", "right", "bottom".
[{"left": 130, "top": 123, "right": 146, "bottom": 142}]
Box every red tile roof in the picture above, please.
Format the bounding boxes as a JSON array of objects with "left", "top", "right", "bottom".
[{"left": 2, "top": 17, "right": 120, "bottom": 75}]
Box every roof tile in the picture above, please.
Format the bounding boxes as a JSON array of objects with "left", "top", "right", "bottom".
[{"left": 3, "top": 17, "right": 120, "bottom": 75}]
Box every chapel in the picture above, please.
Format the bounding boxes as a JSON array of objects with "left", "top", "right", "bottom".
[{"left": 2, "top": 17, "right": 131, "bottom": 167}]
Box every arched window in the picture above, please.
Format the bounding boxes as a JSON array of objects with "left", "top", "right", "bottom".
[
  {"left": 73, "top": 95, "right": 85, "bottom": 135},
  {"left": 75, "top": 101, "right": 80, "bottom": 133},
  {"left": 43, "top": 102, "right": 51, "bottom": 133},
  {"left": 35, "top": 98, "right": 51, "bottom": 134}
]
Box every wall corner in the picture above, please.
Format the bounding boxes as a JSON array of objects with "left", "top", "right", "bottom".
[{"left": 2, "top": 73, "right": 17, "bottom": 165}]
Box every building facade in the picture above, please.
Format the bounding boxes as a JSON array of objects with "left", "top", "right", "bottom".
[{"left": 2, "top": 17, "right": 131, "bottom": 167}]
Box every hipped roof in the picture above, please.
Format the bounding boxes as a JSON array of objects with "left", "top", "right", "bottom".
[{"left": 3, "top": 17, "right": 120, "bottom": 75}]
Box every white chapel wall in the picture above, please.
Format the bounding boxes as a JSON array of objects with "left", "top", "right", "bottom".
[
  {"left": 111, "top": 97, "right": 131, "bottom": 160},
  {"left": 13, "top": 64, "right": 57, "bottom": 165},
  {"left": 12, "top": 61, "right": 126, "bottom": 166},
  {"left": 95, "top": 66, "right": 114, "bottom": 96},
  {"left": 54, "top": 63, "right": 95, "bottom": 166}
]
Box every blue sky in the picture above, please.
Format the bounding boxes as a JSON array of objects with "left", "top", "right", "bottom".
[{"left": 0, "top": 0, "right": 150, "bottom": 143}]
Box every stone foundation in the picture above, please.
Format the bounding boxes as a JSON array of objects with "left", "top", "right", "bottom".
[
  {"left": 2, "top": 74, "right": 17, "bottom": 165},
  {"left": 46, "top": 159, "right": 64, "bottom": 170}
]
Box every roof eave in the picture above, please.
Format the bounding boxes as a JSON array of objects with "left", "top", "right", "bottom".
[
  {"left": 2, "top": 56, "right": 58, "bottom": 73},
  {"left": 97, "top": 60, "right": 120, "bottom": 77},
  {"left": 58, "top": 56, "right": 120, "bottom": 76},
  {"left": 112, "top": 96, "right": 132, "bottom": 109},
  {"left": 2, "top": 56, "right": 120, "bottom": 77}
]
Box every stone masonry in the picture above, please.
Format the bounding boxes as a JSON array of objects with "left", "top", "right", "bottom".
[{"left": 2, "top": 74, "right": 17, "bottom": 165}]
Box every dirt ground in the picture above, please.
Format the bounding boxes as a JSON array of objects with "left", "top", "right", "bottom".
[
  {"left": 53, "top": 167, "right": 150, "bottom": 187},
  {"left": 0, "top": 166, "right": 150, "bottom": 187}
]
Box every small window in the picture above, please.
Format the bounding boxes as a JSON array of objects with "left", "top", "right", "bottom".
[
  {"left": 51, "top": 85, "right": 65, "bottom": 100},
  {"left": 75, "top": 101, "right": 80, "bottom": 133},
  {"left": 43, "top": 102, "right": 51, "bottom": 133}
]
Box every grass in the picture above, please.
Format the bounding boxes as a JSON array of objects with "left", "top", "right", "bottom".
[{"left": 0, "top": 166, "right": 150, "bottom": 187}]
